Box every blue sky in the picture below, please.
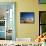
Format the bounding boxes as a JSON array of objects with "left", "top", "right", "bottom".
[{"left": 21, "top": 12, "right": 34, "bottom": 21}]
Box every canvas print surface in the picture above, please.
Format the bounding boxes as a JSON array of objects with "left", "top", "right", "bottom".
[{"left": 20, "top": 12, "right": 34, "bottom": 24}]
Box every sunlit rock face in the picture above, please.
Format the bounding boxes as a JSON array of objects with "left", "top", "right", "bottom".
[
  {"left": 21, "top": 17, "right": 34, "bottom": 23},
  {"left": 25, "top": 17, "right": 33, "bottom": 23}
]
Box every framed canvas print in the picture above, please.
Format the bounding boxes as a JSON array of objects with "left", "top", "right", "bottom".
[
  {"left": 39, "top": 11, "right": 46, "bottom": 35},
  {"left": 20, "top": 12, "right": 34, "bottom": 24},
  {"left": 0, "top": 2, "right": 16, "bottom": 40},
  {"left": 39, "top": 0, "right": 46, "bottom": 4}
]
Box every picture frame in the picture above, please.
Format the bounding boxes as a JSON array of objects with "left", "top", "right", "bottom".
[
  {"left": 0, "top": 2, "right": 16, "bottom": 40},
  {"left": 39, "top": 11, "right": 46, "bottom": 35},
  {"left": 20, "top": 12, "right": 35, "bottom": 24},
  {"left": 39, "top": 0, "right": 46, "bottom": 4}
]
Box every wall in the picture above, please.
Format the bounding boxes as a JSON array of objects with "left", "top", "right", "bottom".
[
  {"left": 0, "top": 0, "right": 40, "bottom": 40},
  {"left": 16, "top": 0, "right": 39, "bottom": 40}
]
